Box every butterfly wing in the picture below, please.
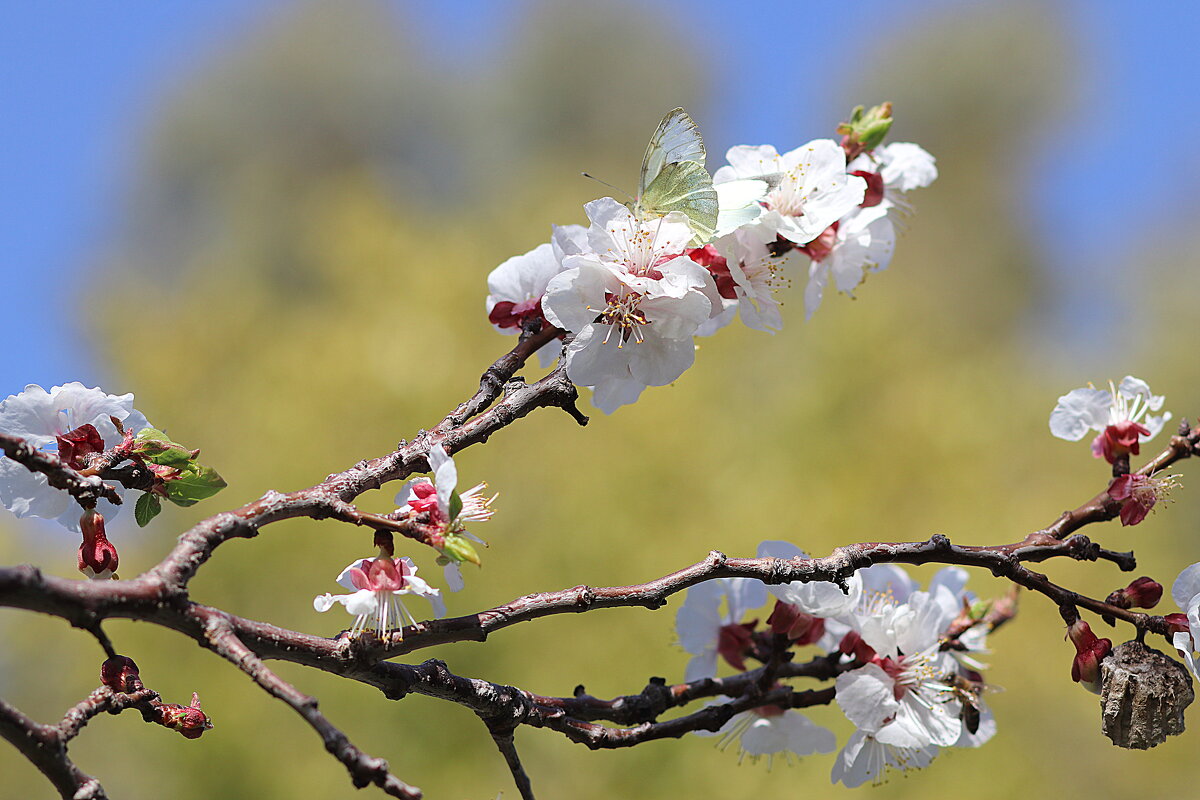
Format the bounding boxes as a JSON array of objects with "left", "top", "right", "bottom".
[
  {"left": 634, "top": 108, "right": 717, "bottom": 244},
  {"left": 638, "top": 107, "right": 707, "bottom": 197},
  {"left": 640, "top": 161, "right": 718, "bottom": 244}
]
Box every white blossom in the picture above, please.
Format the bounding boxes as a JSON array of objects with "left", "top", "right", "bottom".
[
  {"left": 800, "top": 206, "right": 896, "bottom": 319},
  {"left": 0, "top": 383, "right": 149, "bottom": 530},
  {"left": 713, "top": 140, "right": 865, "bottom": 246},
  {"left": 1049, "top": 376, "right": 1171, "bottom": 447},
  {"left": 314, "top": 555, "right": 445, "bottom": 638},
  {"left": 542, "top": 198, "right": 714, "bottom": 413}
]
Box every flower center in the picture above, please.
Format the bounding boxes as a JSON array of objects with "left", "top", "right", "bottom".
[{"left": 594, "top": 290, "right": 650, "bottom": 346}]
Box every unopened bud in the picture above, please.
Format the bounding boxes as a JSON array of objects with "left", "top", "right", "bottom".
[
  {"left": 1067, "top": 617, "right": 1113, "bottom": 694},
  {"left": 100, "top": 656, "right": 141, "bottom": 693},
  {"left": 1164, "top": 613, "right": 1190, "bottom": 637},
  {"left": 837, "top": 102, "right": 894, "bottom": 159},
  {"left": 78, "top": 509, "right": 119, "bottom": 580},
  {"left": 157, "top": 692, "right": 213, "bottom": 740},
  {"left": 1106, "top": 577, "right": 1164, "bottom": 610}
]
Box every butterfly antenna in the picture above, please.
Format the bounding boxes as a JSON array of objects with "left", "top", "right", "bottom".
[{"left": 581, "top": 172, "right": 635, "bottom": 203}]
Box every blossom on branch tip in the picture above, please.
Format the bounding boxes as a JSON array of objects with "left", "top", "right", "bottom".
[
  {"left": 1049, "top": 377, "right": 1171, "bottom": 464},
  {"left": 313, "top": 555, "right": 445, "bottom": 638},
  {"left": 0, "top": 382, "right": 149, "bottom": 530},
  {"left": 396, "top": 443, "right": 494, "bottom": 590}
]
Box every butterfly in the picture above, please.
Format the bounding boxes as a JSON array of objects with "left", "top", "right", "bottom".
[{"left": 627, "top": 107, "right": 719, "bottom": 246}]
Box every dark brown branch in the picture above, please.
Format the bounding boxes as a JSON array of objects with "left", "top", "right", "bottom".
[
  {"left": 146, "top": 334, "right": 585, "bottom": 590},
  {"left": 489, "top": 731, "right": 535, "bottom": 800},
  {"left": 195, "top": 610, "right": 422, "bottom": 800},
  {"left": 0, "top": 432, "right": 122, "bottom": 508},
  {"left": 1041, "top": 423, "right": 1199, "bottom": 540},
  {"left": 538, "top": 685, "right": 837, "bottom": 750},
  {"left": 0, "top": 697, "right": 107, "bottom": 800}
]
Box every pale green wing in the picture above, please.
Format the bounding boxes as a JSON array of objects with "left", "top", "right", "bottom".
[
  {"left": 640, "top": 160, "right": 718, "bottom": 244},
  {"left": 638, "top": 107, "right": 706, "bottom": 198}
]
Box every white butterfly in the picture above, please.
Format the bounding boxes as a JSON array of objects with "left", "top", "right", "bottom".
[{"left": 628, "top": 108, "right": 719, "bottom": 245}]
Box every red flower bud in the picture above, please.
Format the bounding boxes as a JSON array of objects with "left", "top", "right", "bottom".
[
  {"left": 1106, "top": 577, "right": 1163, "bottom": 610},
  {"left": 78, "top": 509, "right": 119, "bottom": 580},
  {"left": 100, "top": 656, "right": 141, "bottom": 693},
  {"left": 157, "top": 692, "right": 213, "bottom": 740},
  {"left": 1067, "top": 619, "right": 1112, "bottom": 693},
  {"left": 1165, "top": 613, "right": 1190, "bottom": 637}
]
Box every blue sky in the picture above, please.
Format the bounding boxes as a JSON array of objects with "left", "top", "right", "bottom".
[{"left": 2, "top": 0, "right": 1198, "bottom": 394}]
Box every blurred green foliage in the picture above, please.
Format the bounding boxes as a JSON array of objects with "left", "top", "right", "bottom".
[{"left": 3, "top": 1, "right": 1199, "bottom": 798}]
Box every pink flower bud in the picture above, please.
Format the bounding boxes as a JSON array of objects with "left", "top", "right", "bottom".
[
  {"left": 1106, "top": 577, "right": 1163, "bottom": 610},
  {"left": 78, "top": 509, "right": 119, "bottom": 580},
  {"left": 157, "top": 692, "right": 213, "bottom": 740},
  {"left": 100, "top": 656, "right": 141, "bottom": 693},
  {"left": 765, "top": 600, "right": 825, "bottom": 645},
  {"left": 1067, "top": 619, "right": 1112, "bottom": 693},
  {"left": 1164, "top": 613, "right": 1190, "bottom": 637}
]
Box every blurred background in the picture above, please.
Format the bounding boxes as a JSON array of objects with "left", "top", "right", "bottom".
[{"left": 2, "top": 0, "right": 1199, "bottom": 797}]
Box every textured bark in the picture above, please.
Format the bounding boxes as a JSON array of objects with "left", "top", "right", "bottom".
[{"left": 1100, "top": 640, "right": 1194, "bottom": 749}]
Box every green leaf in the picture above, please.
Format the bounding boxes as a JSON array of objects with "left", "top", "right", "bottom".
[
  {"left": 134, "top": 427, "right": 194, "bottom": 467},
  {"left": 164, "top": 463, "right": 228, "bottom": 507},
  {"left": 134, "top": 492, "right": 162, "bottom": 527},
  {"left": 448, "top": 490, "right": 463, "bottom": 523}
]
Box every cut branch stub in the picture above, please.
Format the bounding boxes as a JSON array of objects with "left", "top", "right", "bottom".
[{"left": 1100, "top": 640, "right": 1194, "bottom": 749}]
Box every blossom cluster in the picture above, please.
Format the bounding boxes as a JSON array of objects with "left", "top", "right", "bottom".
[
  {"left": 676, "top": 541, "right": 1000, "bottom": 786},
  {"left": 485, "top": 104, "right": 936, "bottom": 413}
]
